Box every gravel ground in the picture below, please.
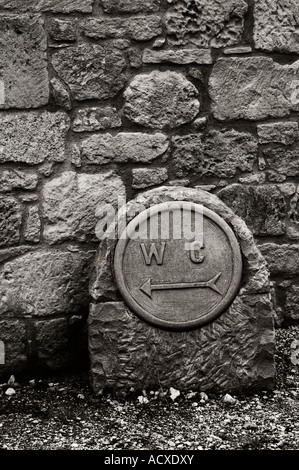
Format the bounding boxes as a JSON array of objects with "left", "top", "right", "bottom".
[{"left": 0, "top": 325, "right": 299, "bottom": 451}]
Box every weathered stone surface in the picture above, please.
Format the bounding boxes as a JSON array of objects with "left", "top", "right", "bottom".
[
  {"left": 82, "top": 16, "right": 162, "bottom": 41},
  {"left": 0, "top": 15, "right": 48, "bottom": 109},
  {"left": 262, "top": 148, "right": 299, "bottom": 177},
  {"left": 89, "top": 294, "right": 274, "bottom": 393},
  {"left": 0, "top": 0, "right": 94, "bottom": 12},
  {"left": 172, "top": 130, "right": 257, "bottom": 178},
  {"left": 42, "top": 171, "right": 125, "bottom": 243},
  {"left": 24, "top": 206, "right": 41, "bottom": 243},
  {"left": 165, "top": 0, "right": 247, "bottom": 48},
  {"left": 0, "top": 249, "right": 94, "bottom": 316},
  {"left": 35, "top": 318, "right": 68, "bottom": 370},
  {"left": 257, "top": 122, "right": 299, "bottom": 145},
  {"left": 142, "top": 49, "right": 213, "bottom": 65},
  {"left": 254, "top": 0, "right": 299, "bottom": 53},
  {"left": 0, "top": 171, "right": 38, "bottom": 192},
  {"left": 73, "top": 107, "right": 121, "bottom": 133},
  {"left": 218, "top": 184, "right": 286, "bottom": 236},
  {"left": 132, "top": 168, "right": 168, "bottom": 189},
  {"left": 50, "top": 78, "right": 72, "bottom": 110},
  {"left": 124, "top": 71, "right": 200, "bottom": 129},
  {"left": 223, "top": 46, "right": 252, "bottom": 54},
  {"left": 0, "top": 246, "right": 38, "bottom": 265},
  {"left": 50, "top": 19, "right": 77, "bottom": 41},
  {"left": 0, "top": 197, "right": 21, "bottom": 247},
  {"left": 238, "top": 173, "right": 266, "bottom": 184},
  {"left": 128, "top": 48, "right": 143, "bottom": 68},
  {"left": 285, "top": 285, "right": 299, "bottom": 321},
  {"left": 89, "top": 186, "right": 274, "bottom": 393},
  {"left": 51, "top": 44, "right": 127, "bottom": 101},
  {"left": 0, "top": 320, "right": 27, "bottom": 376},
  {"left": 101, "top": 0, "right": 160, "bottom": 13},
  {"left": 259, "top": 244, "right": 299, "bottom": 276},
  {"left": 89, "top": 238, "right": 120, "bottom": 302},
  {"left": 74, "top": 133, "right": 168, "bottom": 165},
  {"left": 0, "top": 112, "right": 69, "bottom": 165},
  {"left": 209, "top": 57, "right": 299, "bottom": 121}
]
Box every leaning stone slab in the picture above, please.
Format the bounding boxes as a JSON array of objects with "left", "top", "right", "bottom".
[
  {"left": 0, "top": 111, "right": 69, "bottom": 165},
  {"left": 209, "top": 57, "right": 299, "bottom": 121},
  {"left": 89, "top": 186, "right": 275, "bottom": 394},
  {"left": 0, "top": 15, "right": 48, "bottom": 109}
]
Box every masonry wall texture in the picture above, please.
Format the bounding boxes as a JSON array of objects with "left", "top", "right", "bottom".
[{"left": 0, "top": 0, "right": 298, "bottom": 379}]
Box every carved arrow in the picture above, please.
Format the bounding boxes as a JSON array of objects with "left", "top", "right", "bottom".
[{"left": 140, "top": 272, "right": 222, "bottom": 299}]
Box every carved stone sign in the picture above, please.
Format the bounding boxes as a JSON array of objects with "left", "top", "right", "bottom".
[{"left": 114, "top": 201, "right": 242, "bottom": 330}]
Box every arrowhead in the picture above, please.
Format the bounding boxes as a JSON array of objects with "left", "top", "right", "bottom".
[
  {"left": 140, "top": 278, "right": 152, "bottom": 298},
  {"left": 207, "top": 272, "right": 222, "bottom": 295}
]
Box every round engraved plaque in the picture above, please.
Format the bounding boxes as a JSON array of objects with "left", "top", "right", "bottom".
[{"left": 114, "top": 202, "right": 242, "bottom": 330}]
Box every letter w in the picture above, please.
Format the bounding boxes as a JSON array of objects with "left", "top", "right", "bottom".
[{"left": 140, "top": 242, "right": 166, "bottom": 265}]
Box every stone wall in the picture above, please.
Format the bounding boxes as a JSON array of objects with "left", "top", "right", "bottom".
[{"left": 0, "top": 0, "right": 298, "bottom": 377}]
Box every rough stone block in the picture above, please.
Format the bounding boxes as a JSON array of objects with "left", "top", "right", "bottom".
[
  {"left": 50, "top": 18, "right": 77, "bottom": 41},
  {"left": 0, "top": 170, "right": 38, "bottom": 192},
  {"left": 0, "top": 320, "right": 27, "bottom": 376},
  {"left": 101, "top": 0, "right": 160, "bottom": 13},
  {"left": 50, "top": 78, "right": 72, "bottom": 110},
  {"left": 74, "top": 133, "right": 168, "bottom": 165},
  {"left": 259, "top": 244, "right": 299, "bottom": 276},
  {"left": 0, "top": 111, "right": 69, "bottom": 165},
  {"left": 262, "top": 148, "right": 299, "bottom": 177},
  {"left": 0, "top": 15, "right": 48, "bottom": 109},
  {"left": 124, "top": 71, "right": 200, "bottom": 129},
  {"left": 285, "top": 285, "right": 299, "bottom": 321},
  {"left": 82, "top": 16, "right": 162, "bottom": 41},
  {"left": 257, "top": 122, "right": 299, "bottom": 145},
  {"left": 51, "top": 44, "right": 127, "bottom": 101},
  {"left": 0, "top": 0, "right": 94, "bottom": 12},
  {"left": 73, "top": 107, "right": 121, "bottom": 133},
  {"left": 132, "top": 168, "right": 168, "bottom": 189},
  {"left": 218, "top": 184, "right": 287, "bottom": 236},
  {"left": 254, "top": 0, "right": 299, "bottom": 53},
  {"left": 24, "top": 206, "right": 41, "bottom": 243},
  {"left": 172, "top": 130, "right": 257, "bottom": 178},
  {"left": 142, "top": 49, "right": 213, "bottom": 65},
  {"left": 209, "top": 57, "right": 299, "bottom": 121},
  {"left": 0, "top": 197, "right": 21, "bottom": 247},
  {"left": 42, "top": 171, "right": 125, "bottom": 243},
  {"left": 35, "top": 318, "right": 68, "bottom": 370},
  {"left": 0, "top": 249, "right": 94, "bottom": 316},
  {"left": 165, "top": 0, "right": 247, "bottom": 48}
]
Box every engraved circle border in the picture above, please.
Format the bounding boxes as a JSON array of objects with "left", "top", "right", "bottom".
[{"left": 113, "top": 201, "right": 243, "bottom": 331}]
